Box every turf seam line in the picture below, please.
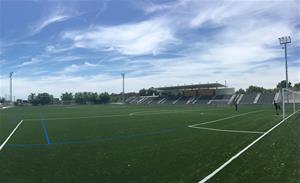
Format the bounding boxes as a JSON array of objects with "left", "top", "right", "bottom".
[
  {"left": 188, "top": 110, "right": 263, "bottom": 127},
  {"left": 40, "top": 113, "right": 51, "bottom": 145},
  {"left": 0, "top": 119, "right": 23, "bottom": 151},
  {"left": 198, "top": 109, "right": 300, "bottom": 183},
  {"left": 189, "top": 126, "right": 265, "bottom": 134}
]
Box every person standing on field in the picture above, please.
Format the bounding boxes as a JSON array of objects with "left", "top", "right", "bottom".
[
  {"left": 234, "top": 100, "right": 238, "bottom": 111},
  {"left": 273, "top": 100, "right": 279, "bottom": 115}
]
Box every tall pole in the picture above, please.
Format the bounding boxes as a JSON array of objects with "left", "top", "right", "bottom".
[
  {"left": 9, "top": 72, "right": 13, "bottom": 103},
  {"left": 284, "top": 43, "right": 288, "bottom": 89},
  {"left": 122, "top": 73, "right": 125, "bottom": 103},
  {"left": 278, "top": 36, "right": 291, "bottom": 89},
  {"left": 282, "top": 88, "right": 285, "bottom": 119}
]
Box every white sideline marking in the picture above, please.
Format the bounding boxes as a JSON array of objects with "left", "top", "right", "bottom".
[
  {"left": 188, "top": 110, "right": 263, "bottom": 127},
  {"left": 0, "top": 120, "right": 23, "bottom": 151},
  {"left": 25, "top": 109, "right": 208, "bottom": 121},
  {"left": 129, "top": 109, "right": 205, "bottom": 116},
  {"left": 0, "top": 106, "right": 14, "bottom": 110},
  {"left": 189, "top": 126, "right": 265, "bottom": 134},
  {"left": 198, "top": 110, "right": 300, "bottom": 183}
]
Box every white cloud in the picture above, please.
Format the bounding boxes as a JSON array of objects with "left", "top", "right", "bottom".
[
  {"left": 61, "top": 62, "right": 99, "bottom": 73},
  {"left": 62, "top": 19, "right": 177, "bottom": 55},
  {"left": 45, "top": 45, "right": 75, "bottom": 54},
  {"left": 54, "top": 56, "right": 82, "bottom": 62},
  {"left": 1, "top": 0, "right": 299, "bottom": 99},
  {"left": 143, "top": 0, "right": 179, "bottom": 14},
  {"left": 30, "top": 7, "right": 76, "bottom": 35},
  {"left": 16, "top": 58, "right": 41, "bottom": 68}
]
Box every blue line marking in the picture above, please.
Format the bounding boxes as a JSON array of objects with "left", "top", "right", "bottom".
[{"left": 40, "top": 113, "right": 51, "bottom": 145}]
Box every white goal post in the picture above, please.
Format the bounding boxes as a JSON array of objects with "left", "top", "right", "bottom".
[{"left": 281, "top": 88, "right": 300, "bottom": 119}]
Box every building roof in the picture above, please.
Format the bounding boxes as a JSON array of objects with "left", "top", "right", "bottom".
[{"left": 155, "top": 83, "right": 225, "bottom": 91}]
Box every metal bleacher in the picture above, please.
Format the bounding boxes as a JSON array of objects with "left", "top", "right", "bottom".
[
  {"left": 127, "top": 92, "right": 280, "bottom": 105},
  {"left": 210, "top": 95, "right": 232, "bottom": 105},
  {"left": 194, "top": 96, "right": 213, "bottom": 104},
  {"left": 239, "top": 94, "right": 257, "bottom": 104},
  {"left": 256, "top": 93, "right": 276, "bottom": 104}
]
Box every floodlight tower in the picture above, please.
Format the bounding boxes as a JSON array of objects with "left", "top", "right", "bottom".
[
  {"left": 278, "top": 36, "right": 291, "bottom": 89},
  {"left": 9, "top": 72, "right": 13, "bottom": 103},
  {"left": 121, "top": 73, "right": 125, "bottom": 103}
]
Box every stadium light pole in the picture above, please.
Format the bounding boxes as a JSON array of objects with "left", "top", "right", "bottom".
[
  {"left": 278, "top": 36, "right": 291, "bottom": 89},
  {"left": 9, "top": 72, "right": 13, "bottom": 103},
  {"left": 121, "top": 73, "right": 125, "bottom": 104}
]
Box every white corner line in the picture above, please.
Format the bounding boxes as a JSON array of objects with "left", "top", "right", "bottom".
[
  {"left": 189, "top": 126, "right": 265, "bottom": 134},
  {"left": 198, "top": 110, "right": 300, "bottom": 183},
  {"left": 189, "top": 110, "right": 263, "bottom": 127},
  {"left": 0, "top": 119, "right": 24, "bottom": 151}
]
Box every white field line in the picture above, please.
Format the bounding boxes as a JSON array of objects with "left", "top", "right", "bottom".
[
  {"left": 189, "top": 126, "right": 265, "bottom": 134},
  {"left": 188, "top": 110, "right": 263, "bottom": 127},
  {"left": 0, "top": 120, "right": 23, "bottom": 151},
  {"left": 198, "top": 109, "right": 300, "bottom": 183},
  {"left": 0, "top": 106, "right": 14, "bottom": 110},
  {"left": 24, "top": 109, "right": 210, "bottom": 121},
  {"left": 129, "top": 109, "right": 206, "bottom": 116}
]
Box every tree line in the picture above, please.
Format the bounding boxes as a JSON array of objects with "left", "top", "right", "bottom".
[
  {"left": 235, "top": 80, "right": 300, "bottom": 94},
  {"left": 138, "top": 87, "right": 158, "bottom": 96},
  {"left": 26, "top": 92, "right": 113, "bottom": 105}
]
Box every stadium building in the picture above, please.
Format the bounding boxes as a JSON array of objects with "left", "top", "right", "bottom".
[
  {"left": 127, "top": 83, "right": 238, "bottom": 105},
  {"left": 126, "top": 82, "right": 298, "bottom": 106}
]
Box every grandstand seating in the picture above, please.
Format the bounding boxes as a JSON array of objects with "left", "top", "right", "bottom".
[
  {"left": 172, "top": 96, "right": 182, "bottom": 104},
  {"left": 126, "top": 93, "right": 280, "bottom": 105},
  {"left": 210, "top": 95, "right": 232, "bottom": 105},
  {"left": 175, "top": 96, "right": 190, "bottom": 104},
  {"left": 129, "top": 97, "right": 139, "bottom": 104},
  {"left": 214, "top": 95, "right": 232, "bottom": 100},
  {"left": 162, "top": 96, "right": 178, "bottom": 104},
  {"left": 194, "top": 96, "right": 213, "bottom": 104},
  {"left": 239, "top": 94, "right": 257, "bottom": 104},
  {"left": 256, "top": 93, "right": 276, "bottom": 104}
]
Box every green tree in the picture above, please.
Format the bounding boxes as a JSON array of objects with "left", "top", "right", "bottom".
[
  {"left": 147, "top": 87, "right": 158, "bottom": 96},
  {"left": 74, "top": 92, "right": 85, "bottom": 104},
  {"left": 61, "top": 92, "right": 73, "bottom": 101},
  {"left": 36, "top": 93, "right": 53, "bottom": 105},
  {"left": 99, "top": 92, "right": 110, "bottom": 104},
  {"left": 235, "top": 88, "right": 246, "bottom": 94},
  {"left": 139, "top": 88, "right": 147, "bottom": 96},
  {"left": 246, "top": 85, "right": 267, "bottom": 94},
  {"left": 0, "top": 97, "right": 6, "bottom": 103},
  {"left": 293, "top": 83, "right": 300, "bottom": 91},
  {"left": 28, "top": 93, "right": 35, "bottom": 103},
  {"left": 276, "top": 80, "right": 292, "bottom": 89},
  {"left": 53, "top": 98, "right": 60, "bottom": 104},
  {"left": 89, "top": 92, "right": 98, "bottom": 104},
  {"left": 28, "top": 93, "right": 39, "bottom": 105}
]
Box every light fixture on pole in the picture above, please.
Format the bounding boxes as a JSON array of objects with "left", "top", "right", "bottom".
[{"left": 278, "top": 36, "right": 291, "bottom": 89}]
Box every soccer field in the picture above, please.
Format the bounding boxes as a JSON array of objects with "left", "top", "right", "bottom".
[{"left": 0, "top": 104, "right": 299, "bottom": 183}]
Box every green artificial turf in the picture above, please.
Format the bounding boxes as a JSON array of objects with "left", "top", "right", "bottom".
[{"left": 0, "top": 104, "right": 299, "bottom": 183}]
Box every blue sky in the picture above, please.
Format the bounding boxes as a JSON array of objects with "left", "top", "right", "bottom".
[{"left": 0, "top": 0, "right": 299, "bottom": 99}]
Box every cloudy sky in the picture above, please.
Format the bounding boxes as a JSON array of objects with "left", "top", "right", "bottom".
[{"left": 0, "top": 0, "right": 299, "bottom": 99}]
